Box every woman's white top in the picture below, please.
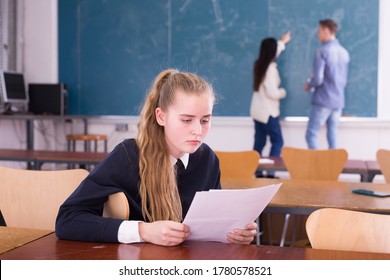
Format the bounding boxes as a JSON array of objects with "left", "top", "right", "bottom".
[{"left": 250, "top": 41, "right": 287, "bottom": 124}]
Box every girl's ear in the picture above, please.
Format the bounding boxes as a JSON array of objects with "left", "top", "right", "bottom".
[{"left": 155, "top": 107, "right": 166, "bottom": 126}]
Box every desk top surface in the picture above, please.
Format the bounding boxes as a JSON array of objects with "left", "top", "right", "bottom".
[
  {"left": 1, "top": 233, "right": 389, "bottom": 260},
  {"left": 366, "top": 160, "right": 381, "bottom": 172},
  {"left": 0, "top": 227, "right": 53, "bottom": 255},
  {"left": 222, "top": 178, "right": 390, "bottom": 214},
  {"left": 0, "top": 149, "right": 108, "bottom": 161}
]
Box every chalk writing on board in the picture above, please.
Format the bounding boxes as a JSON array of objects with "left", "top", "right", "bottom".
[{"left": 59, "top": 0, "right": 379, "bottom": 117}]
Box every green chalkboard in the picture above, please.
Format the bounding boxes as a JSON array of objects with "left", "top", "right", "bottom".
[{"left": 59, "top": 0, "right": 378, "bottom": 117}]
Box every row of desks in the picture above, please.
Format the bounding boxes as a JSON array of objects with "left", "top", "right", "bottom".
[
  {"left": 0, "top": 149, "right": 383, "bottom": 181},
  {"left": 2, "top": 178, "right": 390, "bottom": 259},
  {"left": 223, "top": 178, "right": 390, "bottom": 215},
  {"left": 258, "top": 157, "right": 381, "bottom": 182}
]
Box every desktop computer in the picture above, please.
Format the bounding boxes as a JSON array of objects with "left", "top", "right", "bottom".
[{"left": 28, "top": 83, "right": 68, "bottom": 115}]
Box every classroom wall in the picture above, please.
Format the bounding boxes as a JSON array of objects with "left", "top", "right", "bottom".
[
  {"left": 1, "top": 0, "right": 390, "bottom": 169},
  {"left": 58, "top": 0, "right": 379, "bottom": 117},
  {"left": 0, "top": 0, "right": 58, "bottom": 168},
  {"left": 23, "top": 0, "right": 58, "bottom": 84}
]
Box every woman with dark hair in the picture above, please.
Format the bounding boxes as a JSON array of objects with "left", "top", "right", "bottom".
[{"left": 250, "top": 31, "right": 291, "bottom": 177}]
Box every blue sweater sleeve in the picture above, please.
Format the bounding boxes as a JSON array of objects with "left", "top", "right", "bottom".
[
  {"left": 55, "top": 141, "right": 136, "bottom": 243},
  {"left": 309, "top": 48, "right": 326, "bottom": 88},
  {"left": 56, "top": 140, "right": 221, "bottom": 242}
]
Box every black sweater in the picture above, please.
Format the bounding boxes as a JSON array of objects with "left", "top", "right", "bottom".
[{"left": 55, "top": 139, "right": 221, "bottom": 242}]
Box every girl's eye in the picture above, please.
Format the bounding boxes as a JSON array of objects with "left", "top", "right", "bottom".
[
  {"left": 201, "top": 119, "right": 210, "bottom": 124},
  {"left": 182, "top": 119, "right": 192, "bottom": 123}
]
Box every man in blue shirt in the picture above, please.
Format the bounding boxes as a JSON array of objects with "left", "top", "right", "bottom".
[{"left": 304, "top": 19, "right": 350, "bottom": 149}]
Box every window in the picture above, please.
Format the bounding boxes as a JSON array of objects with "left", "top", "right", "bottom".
[{"left": 1, "top": 0, "right": 18, "bottom": 71}]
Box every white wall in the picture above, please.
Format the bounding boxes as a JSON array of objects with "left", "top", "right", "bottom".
[
  {"left": 1, "top": 0, "right": 390, "bottom": 169},
  {"left": 0, "top": 0, "right": 58, "bottom": 168},
  {"left": 22, "top": 0, "right": 58, "bottom": 83}
]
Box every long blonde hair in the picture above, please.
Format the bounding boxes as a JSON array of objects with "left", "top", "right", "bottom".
[{"left": 136, "top": 69, "right": 214, "bottom": 222}]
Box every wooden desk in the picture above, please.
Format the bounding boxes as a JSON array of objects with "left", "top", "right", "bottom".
[
  {"left": 1, "top": 233, "right": 389, "bottom": 260},
  {"left": 0, "top": 149, "right": 36, "bottom": 166},
  {"left": 0, "top": 149, "right": 108, "bottom": 169},
  {"left": 0, "top": 227, "right": 53, "bottom": 255},
  {"left": 222, "top": 178, "right": 390, "bottom": 215},
  {"left": 223, "top": 178, "right": 390, "bottom": 245},
  {"left": 258, "top": 157, "right": 369, "bottom": 182},
  {"left": 34, "top": 150, "right": 108, "bottom": 168}
]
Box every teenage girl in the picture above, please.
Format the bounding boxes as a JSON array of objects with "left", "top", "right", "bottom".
[{"left": 56, "top": 69, "right": 257, "bottom": 246}]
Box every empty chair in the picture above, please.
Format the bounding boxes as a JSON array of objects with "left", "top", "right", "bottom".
[
  {"left": 216, "top": 150, "right": 262, "bottom": 244},
  {"left": 306, "top": 208, "right": 390, "bottom": 254},
  {"left": 66, "top": 134, "right": 108, "bottom": 153},
  {"left": 0, "top": 166, "right": 88, "bottom": 230},
  {"left": 215, "top": 150, "right": 260, "bottom": 180},
  {"left": 66, "top": 134, "right": 108, "bottom": 169},
  {"left": 279, "top": 146, "right": 348, "bottom": 246},
  {"left": 282, "top": 146, "right": 348, "bottom": 181},
  {"left": 102, "top": 191, "right": 130, "bottom": 220},
  {"left": 376, "top": 149, "right": 390, "bottom": 183},
  {"left": 0, "top": 166, "right": 129, "bottom": 230}
]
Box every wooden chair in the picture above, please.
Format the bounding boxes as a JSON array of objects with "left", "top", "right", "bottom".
[
  {"left": 282, "top": 146, "right": 348, "bottom": 181},
  {"left": 279, "top": 146, "right": 348, "bottom": 246},
  {"left": 66, "top": 134, "right": 108, "bottom": 153},
  {"left": 103, "top": 191, "right": 130, "bottom": 220},
  {"left": 376, "top": 149, "right": 390, "bottom": 183},
  {"left": 0, "top": 166, "right": 129, "bottom": 230},
  {"left": 66, "top": 134, "right": 108, "bottom": 169},
  {"left": 306, "top": 208, "right": 390, "bottom": 254},
  {"left": 0, "top": 166, "right": 88, "bottom": 230},
  {"left": 216, "top": 150, "right": 263, "bottom": 244},
  {"left": 215, "top": 150, "right": 260, "bottom": 180}
]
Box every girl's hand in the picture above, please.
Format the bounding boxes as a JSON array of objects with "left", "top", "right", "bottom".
[
  {"left": 226, "top": 222, "right": 257, "bottom": 244},
  {"left": 139, "top": 221, "right": 190, "bottom": 246},
  {"left": 280, "top": 31, "right": 292, "bottom": 44}
]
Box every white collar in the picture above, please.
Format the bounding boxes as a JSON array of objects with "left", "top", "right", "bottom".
[{"left": 170, "top": 153, "right": 189, "bottom": 169}]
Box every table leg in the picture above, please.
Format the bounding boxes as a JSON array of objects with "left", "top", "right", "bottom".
[
  {"left": 83, "top": 118, "right": 88, "bottom": 151},
  {"left": 360, "top": 172, "right": 369, "bottom": 182},
  {"left": 26, "top": 119, "right": 34, "bottom": 150},
  {"left": 366, "top": 172, "right": 378, "bottom": 183},
  {"left": 26, "top": 119, "right": 34, "bottom": 169}
]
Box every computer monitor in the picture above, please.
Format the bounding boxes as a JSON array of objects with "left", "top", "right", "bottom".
[{"left": 0, "top": 71, "right": 29, "bottom": 104}]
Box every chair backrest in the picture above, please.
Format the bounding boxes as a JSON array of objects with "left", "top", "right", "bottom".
[
  {"left": 376, "top": 149, "right": 390, "bottom": 183},
  {"left": 66, "top": 134, "right": 108, "bottom": 152},
  {"left": 215, "top": 150, "right": 260, "bottom": 180},
  {"left": 0, "top": 166, "right": 89, "bottom": 230},
  {"left": 103, "top": 191, "right": 130, "bottom": 220},
  {"left": 0, "top": 166, "right": 130, "bottom": 230},
  {"left": 306, "top": 208, "right": 390, "bottom": 254},
  {"left": 281, "top": 147, "right": 348, "bottom": 181}
]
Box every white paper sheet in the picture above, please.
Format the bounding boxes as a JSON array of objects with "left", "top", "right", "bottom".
[
  {"left": 183, "top": 183, "right": 281, "bottom": 242},
  {"left": 259, "top": 158, "right": 275, "bottom": 164}
]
